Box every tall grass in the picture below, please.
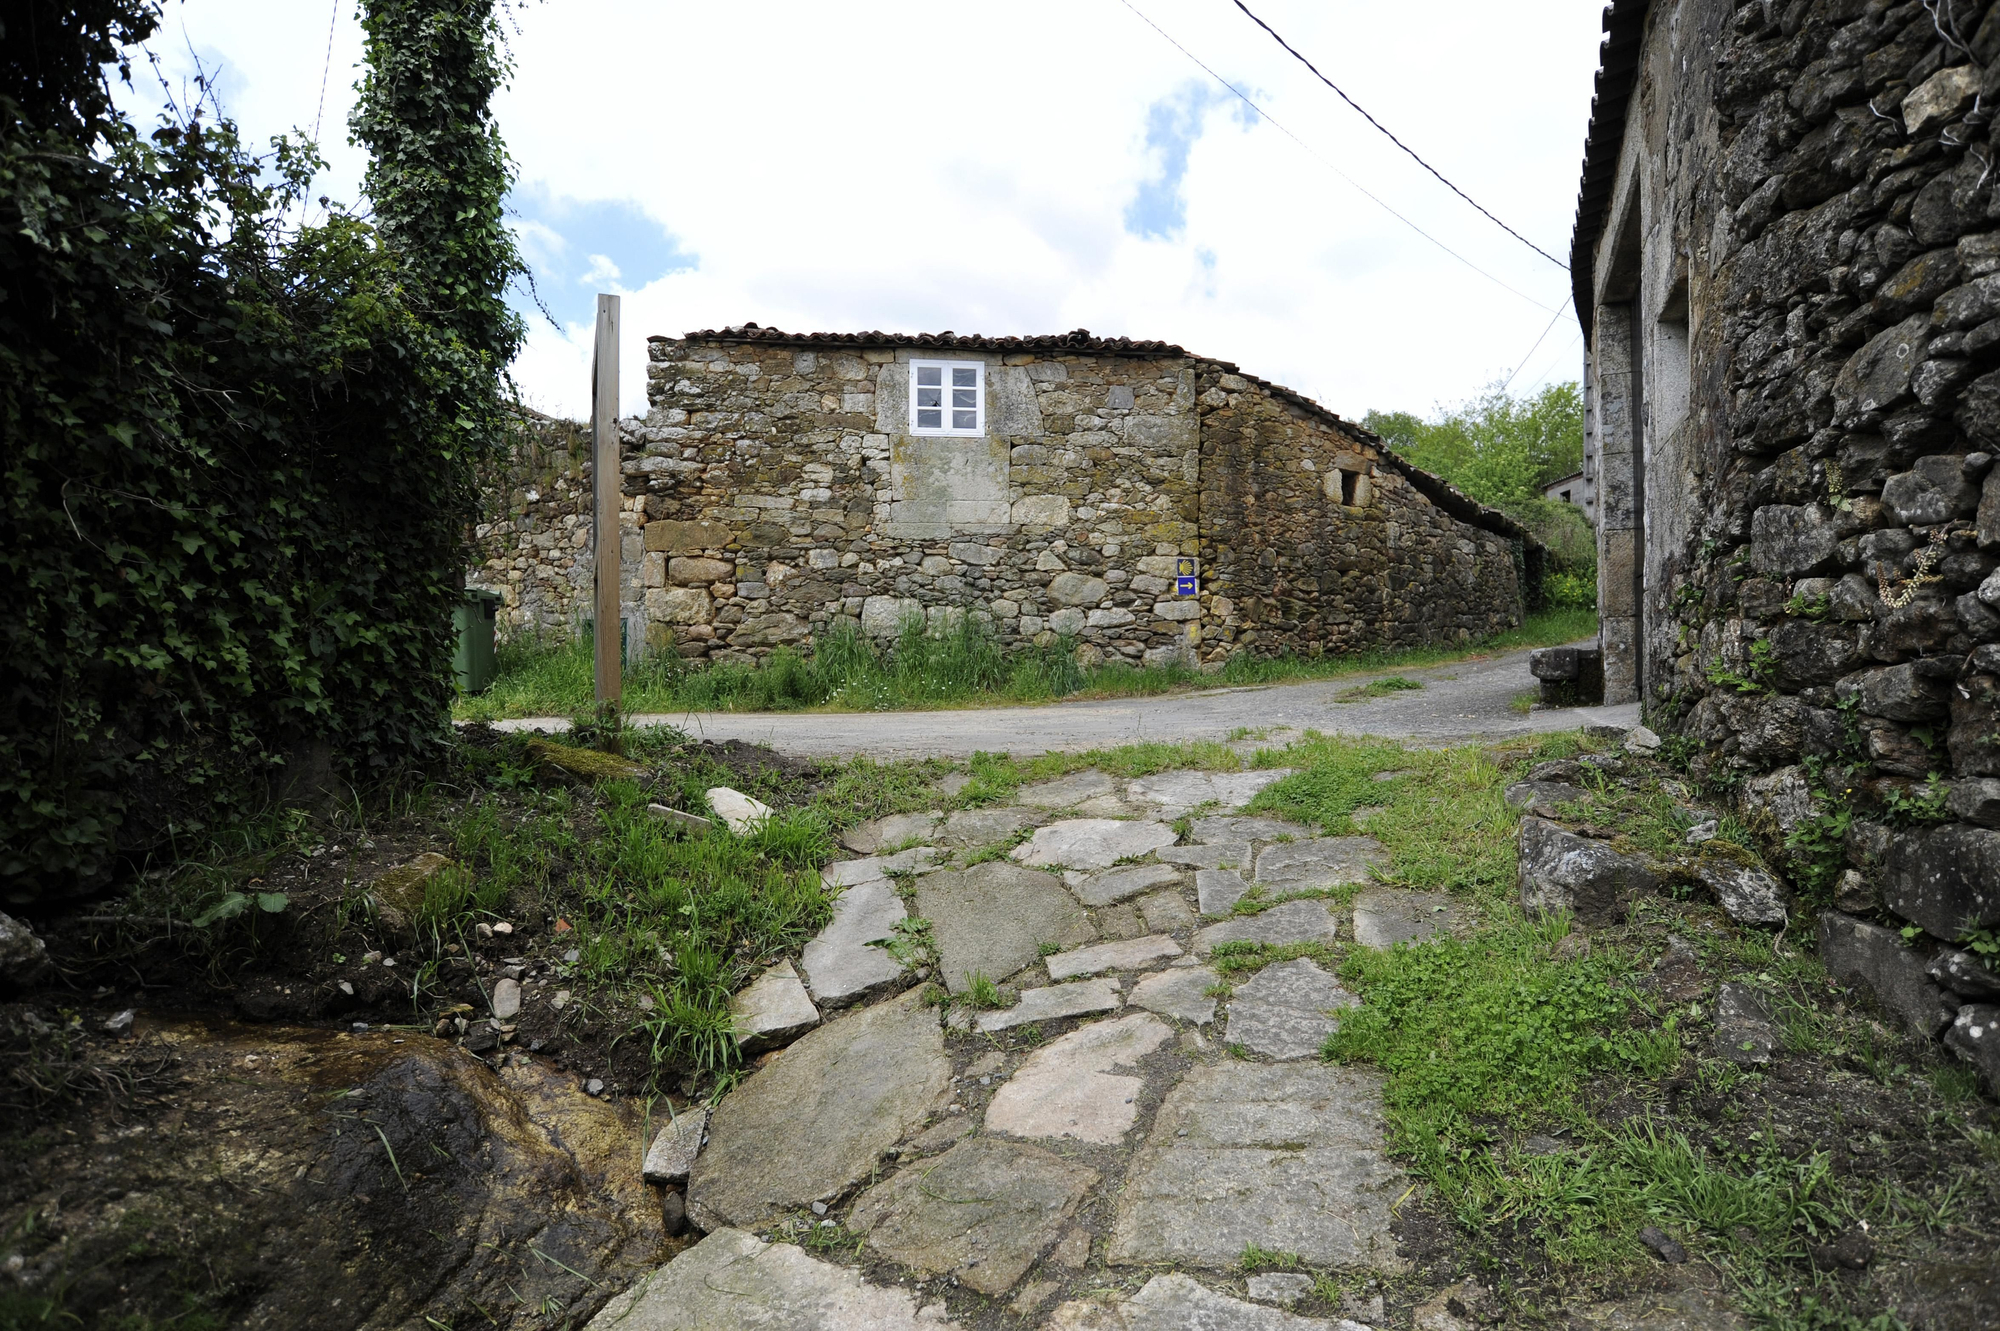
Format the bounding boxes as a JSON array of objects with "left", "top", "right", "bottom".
[{"left": 454, "top": 606, "right": 1598, "bottom": 721}]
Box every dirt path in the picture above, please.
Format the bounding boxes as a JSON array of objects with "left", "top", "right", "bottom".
[{"left": 491, "top": 641, "right": 1639, "bottom": 758}]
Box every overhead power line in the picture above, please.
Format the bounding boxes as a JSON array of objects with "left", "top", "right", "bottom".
[
  {"left": 1116, "top": 0, "right": 1560, "bottom": 313},
  {"left": 1227, "top": 0, "right": 1570, "bottom": 272}
]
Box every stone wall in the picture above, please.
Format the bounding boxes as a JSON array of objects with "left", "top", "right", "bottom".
[
  {"left": 471, "top": 330, "right": 1528, "bottom": 668},
  {"left": 1575, "top": 0, "right": 2000, "bottom": 1061}
]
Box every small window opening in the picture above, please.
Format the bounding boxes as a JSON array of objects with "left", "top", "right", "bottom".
[
  {"left": 910, "top": 359, "right": 984, "bottom": 435},
  {"left": 1339, "top": 469, "right": 1360, "bottom": 506}
]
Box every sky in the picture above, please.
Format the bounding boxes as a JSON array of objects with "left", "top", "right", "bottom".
[{"left": 125, "top": 0, "right": 1607, "bottom": 423}]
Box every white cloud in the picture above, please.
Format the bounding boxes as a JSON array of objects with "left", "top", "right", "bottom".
[{"left": 132, "top": 0, "right": 1604, "bottom": 421}]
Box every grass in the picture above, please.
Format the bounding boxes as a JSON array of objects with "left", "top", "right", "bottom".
[
  {"left": 453, "top": 606, "right": 1598, "bottom": 721},
  {"left": 1332, "top": 675, "right": 1425, "bottom": 704}
]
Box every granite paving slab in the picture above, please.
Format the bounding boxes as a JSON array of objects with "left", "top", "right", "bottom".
[
  {"left": 848, "top": 1136, "right": 1099, "bottom": 1295},
  {"left": 1192, "top": 899, "right": 1338, "bottom": 955},
  {"left": 727, "top": 959, "right": 821, "bottom": 1053},
  {"left": 1014, "top": 818, "right": 1178, "bottom": 871},
  {"left": 976, "top": 978, "right": 1123, "bottom": 1032},
  {"left": 843, "top": 810, "right": 943, "bottom": 854},
  {"left": 1107, "top": 1061, "right": 1403, "bottom": 1270},
  {"left": 1350, "top": 887, "right": 1459, "bottom": 950},
  {"left": 823, "top": 857, "right": 890, "bottom": 888},
  {"left": 1196, "top": 868, "right": 1250, "bottom": 916},
  {"left": 986, "top": 1012, "right": 1172, "bottom": 1145},
  {"left": 1254, "top": 837, "right": 1388, "bottom": 890},
  {"left": 1069, "top": 862, "right": 1182, "bottom": 907},
  {"left": 583, "top": 1226, "right": 958, "bottom": 1329},
  {"left": 642, "top": 1107, "right": 710, "bottom": 1184},
  {"left": 1138, "top": 890, "right": 1196, "bottom": 933},
  {"left": 686, "top": 987, "right": 947, "bottom": 1232},
  {"left": 1223, "top": 958, "right": 1358, "bottom": 1060},
  {"left": 707, "top": 787, "right": 774, "bottom": 836},
  {"left": 1045, "top": 1272, "right": 1359, "bottom": 1330},
  {"left": 1124, "top": 769, "right": 1295, "bottom": 818},
  {"left": 1046, "top": 934, "right": 1183, "bottom": 980},
  {"left": 942, "top": 806, "right": 1039, "bottom": 846},
  {"left": 1246, "top": 1273, "right": 1315, "bottom": 1308},
  {"left": 1189, "top": 816, "right": 1303, "bottom": 844},
  {"left": 1158, "top": 842, "right": 1253, "bottom": 870},
  {"left": 800, "top": 876, "right": 907, "bottom": 1008},
  {"left": 1020, "top": 770, "right": 1120, "bottom": 807},
  {"left": 879, "top": 845, "right": 945, "bottom": 875},
  {"left": 918, "top": 862, "right": 1093, "bottom": 994},
  {"left": 1129, "top": 966, "right": 1219, "bottom": 1024}
]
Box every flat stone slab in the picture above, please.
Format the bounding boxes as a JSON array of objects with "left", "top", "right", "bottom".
[
  {"left": 1158, "top": 841, "right": 1253, "bottom": 870},
  {"left": 1107, "top": 1061, "right": 1403, "bottom": 1270},
  {"left": 844, "top": 810, "right": 942, "bottom": 854},
  {"left": 1193, "top": 900, "right": 1338, "bottom": 955},
  {"left": 1196, "top": 869, "right": 1250, "bottom": 916},
  {"left": 1046, "top": 934, "right": 1182, "bottom": 980},
  {"left": 1020, "top": 770, "right": 1120, "bottom": 807},
  {"left": 1351, "top": 887, "right": 1458, "bottom": 950},
  {"left": 1138, "top": 890, "right": 1196, "bottom": 933},
  {"left": 1124, "top": 769, "right": 1295, "bottom": 818},
  {"left": 1014, "top": 818, "right": 1178, "bottom": 871},
  {"left": 642, "top": 1106, "right": 710, "bottom": 1184},
  {"left": 687, "top": 987, "right": 947, "bottom": 1232},
  {"left": 728, "top": 960, "right": 821, "bottom": 1052},
  {"left": 801, "top": 877, "right": 908, "bottom": 1008},
  {"left": 823, "top": 857, "right": 890, "bottom": 888},
  {"left": 708, "top": 786, "right": 773, "bottom": 836},
  {"left": 986, "top": 1012, "right": 1172, "bottom": 1145},
  {"left": 1246, "top": 1273, "right": 1315, "bottom": 1307},
  {"left": 1254, "top": 837, "right": 1388, "bottom": 890},
  {"left": 1224, "top": 958, "right": 1358, "bottom": 1060},
  {"left": 584, "top": 1227, "right": 958, "bottom": 1330},
  {"left": 848, "top": 1136, "right": 1099, "bottom": 1296},
  {"left": 1047, "top": 1272, "right": 1351, "bottom": 1330},
  {"left": 1130, "top": 966, "right": 1219, "bottom": 1024},
  {"left": 918, "top": 862, "right": 1092, "bottom": 994},
  {"left": 1070, "top": 862, "right": 1182, "bottom": 907},
  {"left": 879, "top": 846, "right": 945, "bottom": 875},
  {"left": 942, "top": 806, "right": 1038, "bottom": 846},
  {"left": 976, "top": 978, "right": 1123, "bottom": 1032},
  {"left": 1713, "top": 981, "right": 1778, "bottom": 1065},
  {"left": 1190, "top": 816, "right": 1302, "bottom": 844}
]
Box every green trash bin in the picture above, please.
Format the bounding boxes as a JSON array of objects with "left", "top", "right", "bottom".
[{"left": 454, "top": 589, "right": 504, "bottom": 693}]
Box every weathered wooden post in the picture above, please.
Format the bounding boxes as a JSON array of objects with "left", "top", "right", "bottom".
[{"left": 591, "top": 293, "right": 622, "bottom": 715}]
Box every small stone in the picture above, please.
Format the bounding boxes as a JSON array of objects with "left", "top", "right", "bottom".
[
  {"left": 552, "top": 988, "right": 571, "bottom": 1010},
  {"left": 986, "top": 1012, "right": 1172, "bottom": 1145},
  {"left": 1699, "top": 858, "right": 1791, "bottom": 926},
  {"left": 1046, "top": 934, "right": 1182, "bottom": 980},
  {"left": 1948, "top": 777, "right": 2000, "bottom": 828},
  {"left": 1638, "top": 1224, "right": 1688, "bottom": 1263},
  {"left": 1224, "top": 958, "right": 1359, "bottom": 1060},
  {"left": 1712, "top": 982, "right": 1778, "bottom": 1065},
  {"left": 1051, "top": 1226, "right": 1091, "bottom": 1267},
  {"left": 1685, "top": 819, "right": 1718, "bottom": 845},
  {"left": 976, "top": 978, "right": 1123, "bottom": 1032},
  {"left": 0, "top": 911, "right": 53, "bottom": 989},
  {"left": 1070, "top": 862, "right": 1182, "bottom": 907},
  {"left": 1624, "top": 726, "right": 1662, "bottom": 756},
  {"left": 491, "top": 978, "right": 522, "bottom": 1021},
  {"left": 1095, "top": 903, "right": 1145, "bottom": 939},
  {"left": 1129, "top": 966, "right": 1220, "bottom": 1024},
  {"left": 586, "top": 1078, "right": 605, "bottom": 1096},
  {"left": 660, "top": 1189, "right": 688, "bottom": 1236},
  {"left": 1196, "top": 869, "right": 1251, "bottom": 916},
  {"left": 1245, "top": 1272, "right": 1315, "bottom": 1307},
  {"left": 727, "top": 960, "right": 821, "bottom": 1053},
  {"left": 644, "top": 1107, "right": 711, "bottom": 1184},
  {"left": 101, "top": 1009, "right": 134, "bottom": 1036},
  {"left": 707, "top": 786, "right": 774, "bottom": 836},
  {"left": 1013, "top": 819, "right": 1178, "bottom": 871},
  {"left": 809, "top": 1200, "right": 827, "bottom": 1216},
  {"left": 647, "top": 803, "right": 713, "bottom": 833},
  {"left": 491, "top": 922, "right": 513, "bottom": 936}
]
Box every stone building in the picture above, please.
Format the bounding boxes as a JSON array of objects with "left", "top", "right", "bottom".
[
  {"left": 1572, "top": 0, "right": 2000, "bottom": 1054},
  {"left": 474, "top": 327, "right": 1535, "bottom": 667}
]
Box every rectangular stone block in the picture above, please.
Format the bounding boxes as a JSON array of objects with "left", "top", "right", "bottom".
[{"left": 645, "top": 520, "right": 730, "bottom": 553}]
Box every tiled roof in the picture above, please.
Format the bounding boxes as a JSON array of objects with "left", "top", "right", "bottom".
[
  {"left": 659, "top": 324, "right": 1186, "bottom": 356},
  {"left": 1570, "top": 1, "right": 1650, "bottom": 338}
]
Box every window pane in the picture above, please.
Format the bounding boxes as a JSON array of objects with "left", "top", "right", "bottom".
[
  {"left": 917, "top": 367, "right": 941, "bottom": 386},
  {"left": 952, "top": 367, "right": 976, "bottom": 387},
  {"left": 917, "top": 387, "right": 942, "bottom": 408},
  {"left": 952, "top": 388, "right": 976, "bottom": 408},
  {"left": 918, "top": 409, "right": 942, "bottom": 428},
  {"left": 952, "top": 410, "right": 976, "bottom": 429}
]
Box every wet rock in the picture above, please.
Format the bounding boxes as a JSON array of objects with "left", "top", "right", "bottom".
[
  {"left": 1880, "top": 824, "right": 2000, "bottom": 937},
  {"left": 1129, "top": 966, "right": 1219, "bottom": 1024},
  {"left": 1013, "top": 819, "right": 1178, "bottom": 871},
  {"left": 1107, "top": 1062, "right": 1403, "bottom": 1270},
  {"left": 0, "top": 910, "right": 52, "bottom": 988},
  {"left": 1712, "top": 983, "right": 1779, "bottom": 1065},
  {"left": 849, "top": 1136, "right": 1098, "bottom": 1295},
  {"left": 1351, "top": 887, "right": 1458, "bottom": 949},
  {"left": 686, "top": 987, "right": 947, "bottom": 1232},
  {"left": 1245, "top": 1273, "right": 1315, "bottom": 1307},
  {"left": 584, "top": 1227, "right": 955, "bottom": 1330},
  {"left": 918, "top": 861, "right": 1092, "bottom": 994},
  {"left": 1817, "top": 912, "right": 1958, "bottom": 1039},
  {"left": 1047, "top": 934, "right": 1182, "bottom": 980},
  {"left": 986, "top": 1012, "right": 1172, "bottom": 1145},
  {"left": 1254, "top": 837, "right": 1389, "bottom": 890},
  {"left": 800, "top": 876, "right": 907, "bottom": 1008},
  {"left": 1138, "top": 890, "right": 1197, "bottom": 933},
  {"left": 976, "top": 977, "right": 1123, "bottom": 1032},
  {"left": 706, "top": 787, "right": 773, "bottom": 836},
  {"left": 1124, "top": 769, "right": 1294, "bottom": 817},
  {"left": 727, "top": 960, "right": 820, "bottom": 1052},
  {"left": 1698, "top": 858, "right": 1792, "bottom": 926},
  {"left": 1225, "top": 958, "right": 1359, "bottom": 1060},
  {"left": 1505, "top": 780, "right": 1592, "bottom": 815},
  {"left": 1193, "top": 900, "right": 1339, "bottom": 955},
  {"left": 1517, "top": 817, "right": 1662, "bottom": 926},
  {"left": 1929, "top": 949, "right": 2000, "bottom": 1000},
  {"left": 1945, "top": 1004, "right": 2000, "bottom": 1087},
  {"left": 942, "top": 806, "right": 1038, "bottom": 846},
  {"left": 1071, "top": 862, "right": 1181, "bottom": 907},
  {"left": 1020, "top": 770, "right": 1120, "bottom": 807},
  {"left": 843, "top": 811, "right": 941, "bottom": 854},
  {"left": 1196, "top": 868, "right": 1250, "bottom": 915},
  {"left": 1189, "top": 816, "right": 1302, "bottom": 844},
  {"left": 1158, "top": 841, "right": 1252, "bottom": 869},
  {"left": 643, "top": 1107, "right": 709, "bottom": 1184}
]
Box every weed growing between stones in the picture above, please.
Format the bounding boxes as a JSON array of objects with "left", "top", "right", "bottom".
[{"left": 1332, "top": 675, "right": 1427, "bottom": 704}]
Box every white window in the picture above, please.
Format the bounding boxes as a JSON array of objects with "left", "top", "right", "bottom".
[{"left": 909, "top": 359, "right": 984, "bottom": 435}]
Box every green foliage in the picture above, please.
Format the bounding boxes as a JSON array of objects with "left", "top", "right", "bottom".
[
  {"left": 1237, "top": 1244, "right": 1304, "bottom": 1273},
  {"left": 1, "top": 0, "right": 523, "bottom": 900},
  {"left": 1332, "top": 675, "right": 1424, "bottom": 703}
]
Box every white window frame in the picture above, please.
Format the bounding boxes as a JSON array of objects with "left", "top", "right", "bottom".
[{"left": 908, "top": 359, "right": 985, "bottom": 436}]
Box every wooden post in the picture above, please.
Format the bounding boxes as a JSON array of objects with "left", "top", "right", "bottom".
[{"left": 591, "top": 293, "right": 622, "bottom": 710}]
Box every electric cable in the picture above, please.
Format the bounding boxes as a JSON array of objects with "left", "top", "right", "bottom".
[{"left": 1499, "top": 305, "right": 1566, "bottom": 392}]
